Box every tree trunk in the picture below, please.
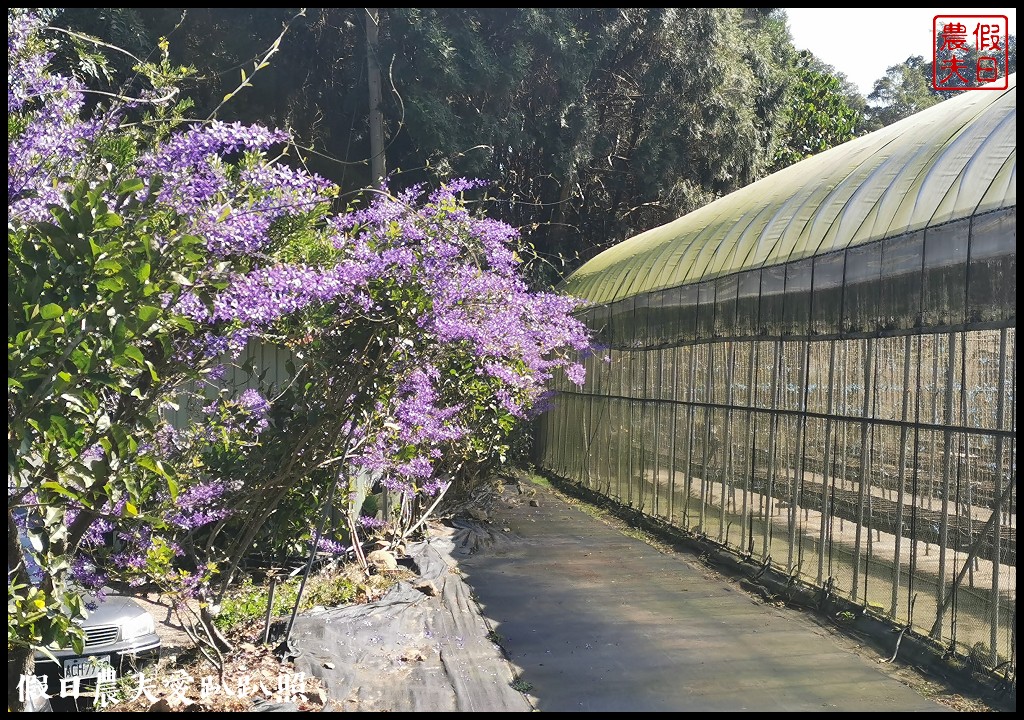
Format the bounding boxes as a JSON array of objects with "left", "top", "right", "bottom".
[
  {"left": 8, "top": 508, "right": 37, "bottom": 712},
  {"left": 8, "top": 637, "right": 35, "bottom": 712}
]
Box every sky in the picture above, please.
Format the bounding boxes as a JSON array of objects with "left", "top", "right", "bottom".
[{"left": 783, "top": 8, "right": 1017, "bottom": 97}]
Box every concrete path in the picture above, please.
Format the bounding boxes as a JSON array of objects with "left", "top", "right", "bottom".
[{"left": 456, "top": 479, "right": 951, "bottom": 712}]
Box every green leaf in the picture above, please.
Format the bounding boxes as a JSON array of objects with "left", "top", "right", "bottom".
[
  {"left": 69, "top": 631, "right": 85, "bottom": 656},
  {"left": 138, "top": 455, "right": 172, "bottom": 481},
  {"left": 172, "top": 316, "right": 195, "bottom": 334},
  {"left": 97, "top": 277, "right": 126, "bottom": 292},
  {"left": 111, "top": 315, "right": 127, "bottom": 348},
  {"left": 49, "top": 415, "right": 71, "bottom": 440},
  {"left": 146, "top": 175, "right": 164, "bottom": 200},
  {"left": 123, "top": 346, "right": 145, "bottom": 366},
  {"left": 60, "top": 393, "right": 87, "bottom": 412},
  {"left": 116, "top": 178, "right": 145, "bottom": 196},
  {"left": 26, "top": 529, "right": 44, "bottom": 552},
  {"left": 40, "top": 303, "right": 64, "bottom": 320},
  {"left": 94, "top": 212, "right": 123, "bottom": 229},
  {"left": 165, "top": 474, "right": 179, "bottom": 502},
  {"left": 40, "top": 481, "right": 82, "bottom": 500},
  {"left": 94, "top": 257, "right": 123, "bottom": 273}
]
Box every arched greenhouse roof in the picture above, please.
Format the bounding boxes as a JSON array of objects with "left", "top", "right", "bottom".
[{"left": 562, "top": 74, "right": 1016, "bottom": 310}]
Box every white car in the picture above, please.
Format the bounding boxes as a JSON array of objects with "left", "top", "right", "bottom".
[
  {"left": 34, "top": 593, "right": 162, "bottom": 683},
  {"left": 16, "top": 531, "right": 162, "bottom": 710}
]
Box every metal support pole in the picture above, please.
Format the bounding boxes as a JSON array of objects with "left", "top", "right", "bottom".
[
  {"left": 721, "top": 341, "right": 736, "bottom": 542},
  {"left": 788, "top": 338, "right": 810, "bottom": 574},
  {"left": 851, "top": 339, "right": 874, "bottom": 601},
  {"left": 933, "top": 332, "right": 957, "bottom": 638},
  {"left": 668, "top": 346, "right": 680, "bottom": 524},
  {"left": 683, "top": 345, "right": 697, "bottom": 524},
  {"left": 763, "top": 339, "right": 782, "bottom": 559},
  {"left": 741, "top": 342, "right": 756, "bottom": 554},
  {"left": 891, "top": 333, "right": 913, "bottom": 618},
  {"left": 263, "top": 576, "right": 278, "bottom": 646},
  {"left": 989, "top": 327, "right": 1008, "bottom": 665},
  {"left": 653, "top": 347, "right": 664, "bottom": 517},
  {"left": 698, "top": 343, "right": 713, "bottom": 534},
  {"left": 818, "top": 340, "right": 838, "bottom": 585}
]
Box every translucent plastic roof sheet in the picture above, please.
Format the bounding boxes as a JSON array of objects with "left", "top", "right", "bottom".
[{"left": 562, "top": 74, "right": 1017, "bottom": 305}]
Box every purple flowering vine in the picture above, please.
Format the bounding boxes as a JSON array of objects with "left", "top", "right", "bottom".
[{"left": 8, "top": 10, "right": 593, "bottom": 655}]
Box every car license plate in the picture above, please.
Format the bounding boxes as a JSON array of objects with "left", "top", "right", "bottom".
[{"left": 63, "top": 655, "right": 113, "bottom": 680}]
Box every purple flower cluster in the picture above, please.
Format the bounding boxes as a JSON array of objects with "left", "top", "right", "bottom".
[
  {"left": 80, "top": 443, "right": 106, "bottom": 463},
  {"left": 140, "top": 121, "right": 335, "bottom": 258},
  {"left": 418, "top": 478, "right": 451, "bottom": 497},
  {"left": 198, "top": 186, "right": 591, "bottom": 413},
  {"left": 190, "top": 183, "right": 592, "bottom": 500},
  {"left": 140, "top": 424, "right": 182, "bottom": 459},
  {"left": 8, "top": 12, "right": 104, "bottom": 222},
  {"left": 69, "top": 556, "right": 108, "bottom": 594},
  {"left": 237, "top": 388, "right": 271, "bottom": 434},
  {"left": 393, "top": 367, "right": 466, "bottom": 444},
  {"left": 351, "top": 366, "right": 466, "bottom": 493},
  {"left": 66, "top": 495, "right": 125, "bottom": 547},
  {"left": 195, "top": 388, "right": 271, "bottom": 441},
  {"left": 427, "top": 177, "right": 490, "bottom": 202},
  {"left": 315, "top": 536, "right": 348, "bottom": 554},
  {"left": 166, "top": 480, "right": 233, "bottom": 531},
  {"left": 8, "top": 13, "right": 57, "bottom": 113}
]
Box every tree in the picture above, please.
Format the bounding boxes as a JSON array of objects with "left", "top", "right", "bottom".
[
  {"left": 770, "top": 51, "right": 860, "bottom": 172},
  {"left": 377, "top": 8, "right": 799, "bottom": 276},
  {"left": 862, "top": 55, "right": 943, "bottom": 131},
  {"left": 57, "top": 8, "right": 800, "bottom": 283},
  {"left": 364, "top": 8, "right": 385, "bottom": 185}
]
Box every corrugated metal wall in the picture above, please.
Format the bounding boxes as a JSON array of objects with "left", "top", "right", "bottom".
[{"left": 162, "top": 339, "right": 294, "bottom": 430}]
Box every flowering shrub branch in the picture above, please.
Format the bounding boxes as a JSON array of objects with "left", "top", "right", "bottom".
[{"left": 7, "top": 9, "right": 591, "bottom": 708}]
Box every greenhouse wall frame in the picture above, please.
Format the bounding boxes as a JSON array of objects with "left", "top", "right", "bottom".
[{"left": 537, "top": 76, "right": 1016, "bottom": 680}]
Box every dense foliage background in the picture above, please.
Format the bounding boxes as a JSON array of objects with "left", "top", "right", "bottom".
[
  {"left": 49, "top": 8, "right": 847, "bottom": 282},
  {"left": 55, "top": 8, "right": 1013, "bottom": 284}
]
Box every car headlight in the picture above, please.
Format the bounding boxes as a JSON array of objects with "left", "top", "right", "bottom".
[{"left": 120, "top": 612, "right": 156, "bottom": 640}]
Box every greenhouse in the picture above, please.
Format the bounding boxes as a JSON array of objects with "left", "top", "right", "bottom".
[{"left": 537, "top": 75, "right": 1016, "bottom": 672}]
